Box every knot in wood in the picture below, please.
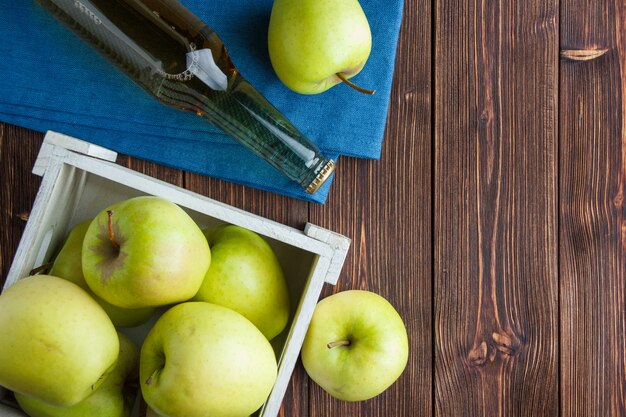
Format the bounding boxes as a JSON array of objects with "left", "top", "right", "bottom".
[
  {"left": 468, "top": 341, "right": 488, "bottom": 367},
  {"left": 403, "top": 87, "right": 417, "bottom": 101},
  {"left": 560, "top": 48, "right": 609, "bottom": 62},
  {"left": 479, "top": 108, "right": 493, "bottom": 124},
  {"left": 492, "top": 332, "right": 520, "bottom": 356},
  {"left": 467, "top": 332, "right": 523, "bottom": 368}
]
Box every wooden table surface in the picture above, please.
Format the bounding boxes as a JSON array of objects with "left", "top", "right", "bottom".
[{"left": 1, "top": 0, "right": 625, "bottom": 415}]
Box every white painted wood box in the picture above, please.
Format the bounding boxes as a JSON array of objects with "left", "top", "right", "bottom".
[{"left": 0, "top": 131, "right": 350, "bottom": 417}]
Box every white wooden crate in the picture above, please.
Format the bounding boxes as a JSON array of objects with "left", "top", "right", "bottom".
[{"left": 0, "top": 131, "right": 350, "bottom": 417}]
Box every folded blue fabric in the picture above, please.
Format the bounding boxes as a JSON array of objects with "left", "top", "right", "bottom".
[{"left": 0, "top": 0, "right": 403, "bottom": 203}]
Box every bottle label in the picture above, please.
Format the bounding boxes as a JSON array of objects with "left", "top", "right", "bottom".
[
  {"left": 156, "top": 42, "right": 197, "bottom": 82},
  {"left": 186, "top": 47, "right": 228, "bottom": 91}
]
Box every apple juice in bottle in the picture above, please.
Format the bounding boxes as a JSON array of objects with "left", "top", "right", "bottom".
[{"left": 36, "top": 0, "right": 336, "bottom": 193}]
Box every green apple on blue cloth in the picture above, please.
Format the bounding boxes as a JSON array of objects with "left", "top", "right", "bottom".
[{"left": 0, "top": 0, "right": 403, "bottom": 203}]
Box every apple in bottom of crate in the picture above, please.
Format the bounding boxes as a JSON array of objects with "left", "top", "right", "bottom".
[
  {"left": 140, "top": 302, "right": 277, "bottom": 417},
  {"left": 15, "top": 332, "right": 139, "bottom": 417},
  {"left": 0, "top": 275, "right": 119, "bottom": 406},
  {"left": 301, "top": 290, "right": 409, "bottom": 402},
  {"left": 193, "top": 225, "right": 290, "bottom": 341},
  {"left": 49, "top": 219, "right": 154, "bottom": 327},
  {"left": 82, "top": 196, "right": 211, "bottom": 309}
]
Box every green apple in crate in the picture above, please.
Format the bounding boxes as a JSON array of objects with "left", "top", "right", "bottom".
[
  {"left": 49, "top": 219, "right": 155, "bottom": 327},
  {"left": 140, "top": 302, "right": 277, "bottom": 417},
  {"left": 82, "top": 196, "right": 211, "bottom": 309},
  {"left": 144, "top": 406, "right": 161, "bottom": 417},
  {"left": 0, "top": 275, "right": 119, "bottom": 406},
  {"left": 268, "top": 0, "right": 373, "bottom": 94},
  {"left": 193, "top": 225, "right": 290, "bottom": 340},
  {"left": 15, "top": 332, "right": 139, "bottom": 417},
  {"left": 301, "top": 290, "right": 408, "bottom": 401}
]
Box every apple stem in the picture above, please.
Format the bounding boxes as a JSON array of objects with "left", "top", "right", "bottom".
[
  {"left": 336, "top": 73, "right": 375, "bottom": 95},
  {"left": 29, "top": 262, "right": 53, "bottom": 275},
  {"left": 107, "top": 210, "right": 120, "bottom": 250},
  {"left": 327, "top": 339, "right": 351, "bottom": 349}
]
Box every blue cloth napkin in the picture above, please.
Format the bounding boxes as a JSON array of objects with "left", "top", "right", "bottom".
[{"left": 0, "top": 0, "right": 403, "bottom": 203}]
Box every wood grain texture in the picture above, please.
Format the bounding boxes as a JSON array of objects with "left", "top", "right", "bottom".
[
  {"left": 434, "top": 0, "right": 559, "bottom": 415},
  {"left": 117, "top": 155, "right": 184, "bottom": 188},
  {"left": 3, "top": 0, "right": 626, "bottom": 414},
  {"left": 308, "top": 0, "right": 432, "bottom": 414},
  {"left": 559, "top": 0, "right": 626, "bottom": 415},
  {"left": 0, "top": 126, "right": 43, "bottom": 282}
]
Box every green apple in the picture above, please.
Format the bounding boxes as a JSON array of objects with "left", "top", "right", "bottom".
[
  {"left": 301, "top": 290, "right": 408, "bottom": 401},
  {"left": 140, "top": 302, "right": 277, "bottom": 417},
  {"left": 82, "top": 196, "right": 211, "bottom": 309},
  {"left": 15, "top": 332, "right": 139, "bottom": 417},
  {"left": 193, "top": 225, "right": 290, "bottom": 341},
  {"left": 0, "top": 275, "right": 119, "bottom": 406},
  {"left": 145, "top": 406, "right": 160, "bottom": 417},
  {"left": 268, "top": 0, "right": 373, "bottom": 94},
  {"left": 49, "top": 219, "right": 155, "bottom": 327}
]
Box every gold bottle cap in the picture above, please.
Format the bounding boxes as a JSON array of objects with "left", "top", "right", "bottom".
[{"left": 306, "top": 160, "right": 336, "bottom": 194}]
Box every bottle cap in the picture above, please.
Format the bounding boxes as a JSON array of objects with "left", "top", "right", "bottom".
[{"left": 306, "top": 160, "right": 336, "bottom": 194}]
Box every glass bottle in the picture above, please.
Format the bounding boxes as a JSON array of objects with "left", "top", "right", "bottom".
[{"left": 36, "top": 0, "right": 336, "bottom": 193}]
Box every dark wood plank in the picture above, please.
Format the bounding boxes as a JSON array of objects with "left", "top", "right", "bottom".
[
  {"left": 307, "top": 0, "right": 433, "bottom": 413},
  {"left": 184, "top": 174, "right": 308, "bottom": 230},
  {"left": 117, "top": 156, "right": 184, "bottom": 188},
  {"left": 0, "top": 125, "right": 44, "bottom": 285},
  {"left": 434, "top": 0, "right": 559, "bottom": 415},
  {"left": 559, "top": 0, "right": 626, "bottom": 414}
]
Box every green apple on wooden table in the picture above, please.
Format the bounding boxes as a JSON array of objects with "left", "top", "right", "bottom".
[
  {"left": 48, "top": 219, "right": 154, "bottom": 327},
  {"left": 301, "top": 290, "right": 409, "bottom": 401},
  {"left": 140, "top": 302, "right": 277, "bottom": 417},
  {"left": 0, "top": 275, "right": 119, "bottom": 406},
  {"left": 15, "top": 332, "right": 139, "bottom": 417},
  {"left": 268, "top": 0, "right": 374, "bottom": 95},
  {"left": 82, "top": 196, "right": 211, "bottom": 309},
  {"left": 193, "top": 225, "right": 290, "bottom": 341}
]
